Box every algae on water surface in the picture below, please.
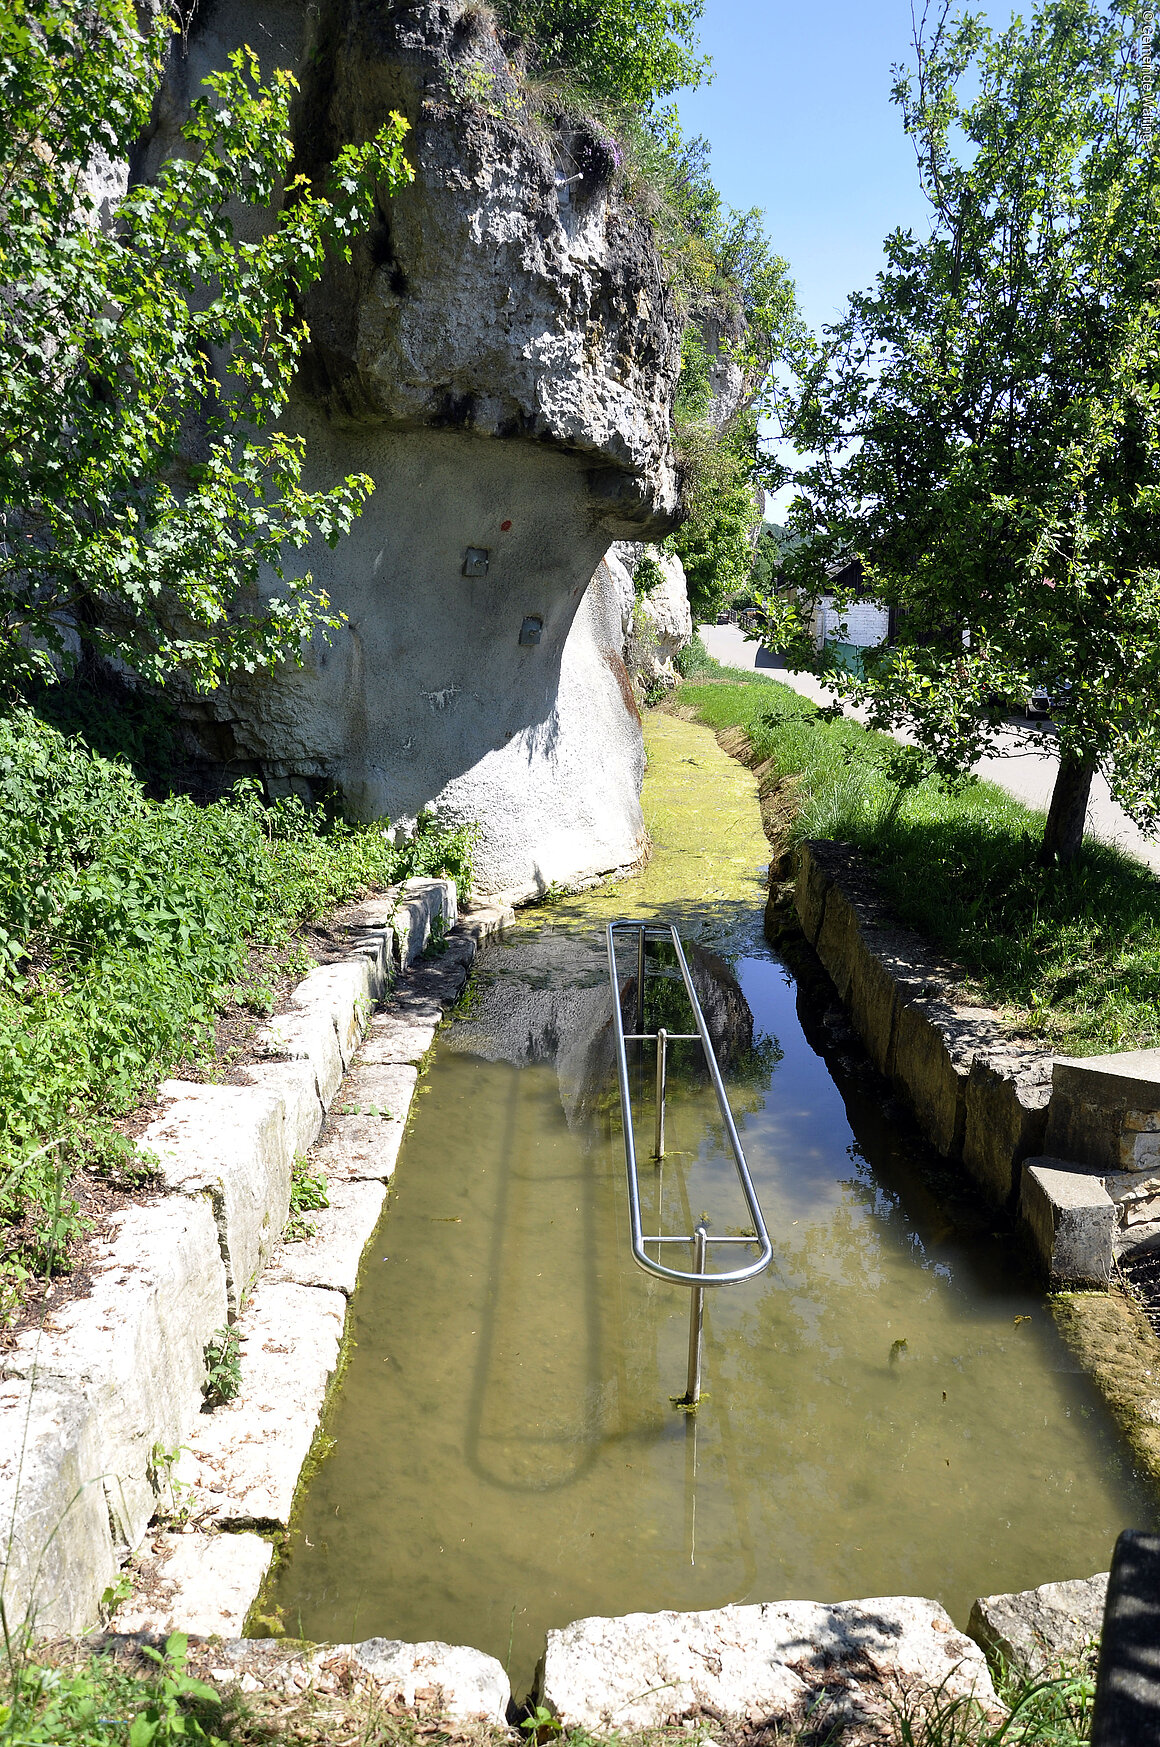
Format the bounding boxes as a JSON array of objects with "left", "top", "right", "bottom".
[{"left": 548, "top": 709, "right": 772, "bottom": 959}]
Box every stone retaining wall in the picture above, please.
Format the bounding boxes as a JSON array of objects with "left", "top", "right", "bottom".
[
  {"left": 0, "top": 879, "right": 510, "bottom": 1639},
  {"left": 791, "top": 840, "right": 1053, "bottom": 1201},
  {"left": 789, "top": 841, "right": 1160, "bottom": 1287}
]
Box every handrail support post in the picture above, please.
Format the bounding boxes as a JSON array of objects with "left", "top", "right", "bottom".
[
  {"left": 683, "top": 1225, "right": 708, "bottom": 1406},
  {"left": 654, "top": 1027, "right": 668, "bottom": 1159},
  {"left": 635, "top": 925, "right": 645, "bottom": 1035}
]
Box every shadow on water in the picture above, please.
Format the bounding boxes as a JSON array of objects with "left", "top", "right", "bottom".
[
  {"left": 462, "top": 1063, "right": 605, "bottom": 1494},
  {"left": 455, "top": 929, "right": 769, "bottom": 1493}
]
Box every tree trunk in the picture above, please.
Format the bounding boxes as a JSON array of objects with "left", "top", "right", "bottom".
[{"left": 1039, "top": 750, "right": 1098, "bottom": 866}]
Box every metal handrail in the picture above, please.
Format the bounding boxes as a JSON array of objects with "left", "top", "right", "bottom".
[{"left": 606, "top": 920, "right": 773, "bottom": 1290}]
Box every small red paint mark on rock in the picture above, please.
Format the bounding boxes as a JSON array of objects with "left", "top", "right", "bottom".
[{"left": 500, "top": 519, "right": 512, "bottom": 531}]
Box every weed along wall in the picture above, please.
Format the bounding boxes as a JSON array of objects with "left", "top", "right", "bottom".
[{"left": 255, "top": 714, "right": 1153, "bottom": 1696}]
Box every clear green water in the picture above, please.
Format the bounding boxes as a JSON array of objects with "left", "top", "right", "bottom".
[{"left": 267, "top": 717, "right": 1154, "bottom": 1693}]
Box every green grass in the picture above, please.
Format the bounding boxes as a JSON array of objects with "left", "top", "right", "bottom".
[
  {"left": 0, "top": 705, "right": 476, "bottom": 1303},
  {"left": 674, "top": 666, "right": 1160, "bottom": 1060}
]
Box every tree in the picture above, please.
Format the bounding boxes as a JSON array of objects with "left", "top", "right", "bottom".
[
  {"left": 759, "top": 0, "right": 1160, "bottom": 863},
  {"left": 668, "top": 412, "right": 763, "bottom": 619},
  {"left": 0, "top": 0, "right": 412, "bottom": 694},
  {"left": 747, "top": 524, "right": 785, "bottom": 599},
  {"left": 495, "top": 0, "right": 708, "bottom": 106},
  {"left": 652, "top": 143, "right": 800, "bottom": 623}
]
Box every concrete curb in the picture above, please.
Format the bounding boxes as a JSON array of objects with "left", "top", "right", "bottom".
[{"left": 0, "top": 880, "right": 511, "bottom": 1638}]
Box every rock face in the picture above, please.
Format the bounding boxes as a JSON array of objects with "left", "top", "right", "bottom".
[
  {"left": 538, "top": 1599, "right": 997, "bottom": 1739},
  {"left": 148, "top": 0, "right": 682, "bottom": 899},
  {"left": 611, "top": 542, "right": 693, "bottom": 694}
]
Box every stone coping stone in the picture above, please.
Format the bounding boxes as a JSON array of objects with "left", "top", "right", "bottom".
[
  {"left": 4, "top": 1200, "right": 227, "bottom": 1558},
  {"left": 177, "top": 1280, "right": 347, "bottom": 1529},
  {"left": 969, "top": 1572, "right": 1108, "bottom": 1676},
  {"left": 267, "top": 1179, "right": 387, "bottom": 1297},
  {"left": 1020, "top": 1160, "right": 1115, "bottom": 1286},
  {"left": 310, "top": 1064, "right": 419, "bottom": 1184},
  {"left": 891, "top": 996, "right": 994, "bottom": 1160},
  {"left": 359, "top": 1010, "right": 442, "bottom": 1066},
  {"left": 113, "top": 1531, "right": 273, "bottom": 1640},
  {"left": 192, "top": 1636, "right": 511, "bottom": 1723},
  {"left": 394, "top": 878, "right": 460, "bottom": 971},
  {"left": 347, "top": 1640, "right": 509, "bottom": 1722},
  {"left": 140, "top": 1081, "right": 293, "bottom": 1317},
  {"left": 258, "top": 1005, "right": 346, "bottom": 1108},
  {"left": 0, "top": 1376, "right": 116, "bottom": 1637},
  {"left": 963, "top": 1049, "right": 1053, "bottom": 1210},
  {"left": 237, "top": 1059, "right": 325, "bottom": 1162},
  {"left": 1048, "top": 1049, "right": 1160, "bottom": 1175},
  {"left": 289, "top": 959, "right": 376, "bottom": 1073},
  {"left": 1054, "top": 1048, "right": 1160, "bottom": 1107},
  {"left": 538, "top": 1598, "right": 996, "bottom": 1736}
]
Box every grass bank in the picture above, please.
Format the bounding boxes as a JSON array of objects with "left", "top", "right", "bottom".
[
  {"left": 673, "top": 665, "right": 1160, "bottom": 1061},
  {"left": 0, "top": 705, "right": 475, "bottom": 1312}
]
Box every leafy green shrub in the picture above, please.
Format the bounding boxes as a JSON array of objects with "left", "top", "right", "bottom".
[
  {"left": 667, "top": 419, "right": 763, "bottom": 621},
  {"left": 497, "top": 0, "right": 707, "bottom": 106},
  {"left": 0, "top": 707, "right": 477, "bottom": 1289},
  {"left": 674, "top": 632, "right": 715, "bottom": 680},
  {"left": 632, "top": 555, "right": 667, "bottom": 598},
  {"left": 0, "top": 1633, "right": 226, "bottom": 1746}
]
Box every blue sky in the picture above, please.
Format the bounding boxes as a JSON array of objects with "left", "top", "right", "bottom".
[
  {"left": 674, "top": 0, "right": 1010, "bottom": 512},
  {"left": 674, "top": 0, "right": 941, "bottom": 333}
]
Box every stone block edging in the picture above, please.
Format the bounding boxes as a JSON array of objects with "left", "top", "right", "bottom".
[
  {"left": 537, "top": 1597, "right": 996, "bottom": 1734},
  {"left": 98, "top": 1592, "right": 997, "bottom": 1736},
  {"left": 790, "top": 840, "right": 1160, "bottom": 1287},
  {"left": 91, "top": 1560, "right": 1127, "bottom": 1735},
  {"left": 791, "top": 840, "right": 1052, "bottom": 1207},
  {"left": 0, "top": 878, "right": 511, "bottom": 1639}
]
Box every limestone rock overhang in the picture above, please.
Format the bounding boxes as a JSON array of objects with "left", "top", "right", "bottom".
[{"left": 275, "top": 0, "right": 683, "bottom": 539}]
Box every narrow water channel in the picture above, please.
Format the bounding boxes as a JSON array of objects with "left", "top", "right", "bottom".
[{"left": 267, "top": 714, "right": 1154, "bottom": 1692}]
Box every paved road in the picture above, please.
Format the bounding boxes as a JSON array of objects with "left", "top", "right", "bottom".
[{"left": 697, "top": 622, "right": 1160, "bottom": 876}]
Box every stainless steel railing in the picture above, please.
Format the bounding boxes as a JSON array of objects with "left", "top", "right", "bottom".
[{"left": 606, "top": 920, "right": 773, "bottom": 1404}]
